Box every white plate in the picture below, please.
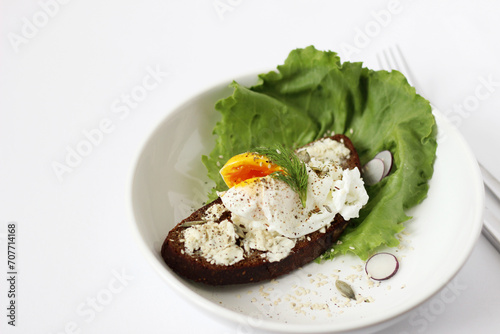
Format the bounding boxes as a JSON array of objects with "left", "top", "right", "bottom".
[{"left": 129, "top": 74, "right": 484, "bottom": 333}]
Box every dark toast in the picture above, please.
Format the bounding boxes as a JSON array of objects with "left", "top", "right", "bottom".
[{"left": 161, "top": 134, "right": 361, "bottom": 285}]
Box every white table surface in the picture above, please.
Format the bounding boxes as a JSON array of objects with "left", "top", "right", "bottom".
[{"left": 2, "top": 1, "right": 500, "bottom": 333}]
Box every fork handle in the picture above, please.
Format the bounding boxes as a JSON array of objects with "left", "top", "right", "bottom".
[
  {"left": 480, "top": 163, "right": 500, "bottom": 201},
  {"left": 483, "top": 207, "right": 500, "bottom": 253}
]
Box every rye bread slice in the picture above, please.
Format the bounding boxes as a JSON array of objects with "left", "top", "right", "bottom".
[{"left": 161, "top": 134, "right": 361, "bottom": 285}]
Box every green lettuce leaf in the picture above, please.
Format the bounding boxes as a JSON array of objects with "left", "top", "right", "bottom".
[{"left": 202, "top": 46, "right": 437, "bottom": 260}]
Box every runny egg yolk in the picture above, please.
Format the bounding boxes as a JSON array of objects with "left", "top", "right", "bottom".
[{"left": 220, "top": 152, "right": 282, "bottom": 188}]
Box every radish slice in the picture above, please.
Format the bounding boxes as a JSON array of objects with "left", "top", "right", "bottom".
[
  {"left": 373, "top": 150, "right": 393, "bottom": 178},
  {"left": 362, "top": 158, "right": 385, "bottom": 185},
  {"left": 365, "top": 252, "right": 399, "bottom": 280}
]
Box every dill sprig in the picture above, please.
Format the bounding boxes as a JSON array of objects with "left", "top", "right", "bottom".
[{"left": 254, "top": 145, "right": 308, "bottom": 207}]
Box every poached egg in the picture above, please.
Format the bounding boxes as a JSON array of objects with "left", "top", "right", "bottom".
[{"left": 219, "top": 138, "right": 369, "bottom": 238}]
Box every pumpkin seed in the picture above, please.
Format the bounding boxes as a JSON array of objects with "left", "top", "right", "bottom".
[
  {"left": 233, "top": 224, "right": 245, "bottom": 238},
  {"left": 180, "top": 220, "right": 206, "bottom": 228},
  {"left": 335, "top": 280, "right": 356, "bottom": 300},
  {"left": 296, "top": 150, "right": 311, "bottom": 163}
]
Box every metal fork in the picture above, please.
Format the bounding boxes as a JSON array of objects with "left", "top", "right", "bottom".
[
  {"left": 376, "top": 45, "right": 425, "bottom": 96},
  {"left": 377, "top": 45, "right": 500, "bottom": 252}
]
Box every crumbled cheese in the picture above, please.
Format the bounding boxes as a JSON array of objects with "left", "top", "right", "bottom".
[
  {"left": 204, "top": 203, "right": 227, "bottom": 222},
  {"left": 232, "top": 214, "right": 296, "bottom": 262},
  {"left": 183, "top": 219, "right": 244, "bottom": 265},
  {"left": 298, "top": 138, "right": 351, "bottom": 165}
]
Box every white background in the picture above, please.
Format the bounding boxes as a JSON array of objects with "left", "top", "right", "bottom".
[{"left": 1, "top": 0, "right": 500, "bottom": 333}]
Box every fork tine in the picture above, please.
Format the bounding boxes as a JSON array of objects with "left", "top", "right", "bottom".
[
  {"left": 376, "top": 48, "right": 399, "bottom": 74},
  {"left": 393, "top": 45, "right": 415, "bottom": 86},
  {"left": 376, "top": 52, "right": 383, "bottom": 69},
  {"left": 377, "top": 45, "right": 418, "bottom": 90},
  {"left": 387, "top": 48, "right": 401, "bottom": 71}
]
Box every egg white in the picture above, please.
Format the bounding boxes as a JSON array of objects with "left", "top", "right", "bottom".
[{"left": 220, "top": 161, "right": 368, "bottom": 239}]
